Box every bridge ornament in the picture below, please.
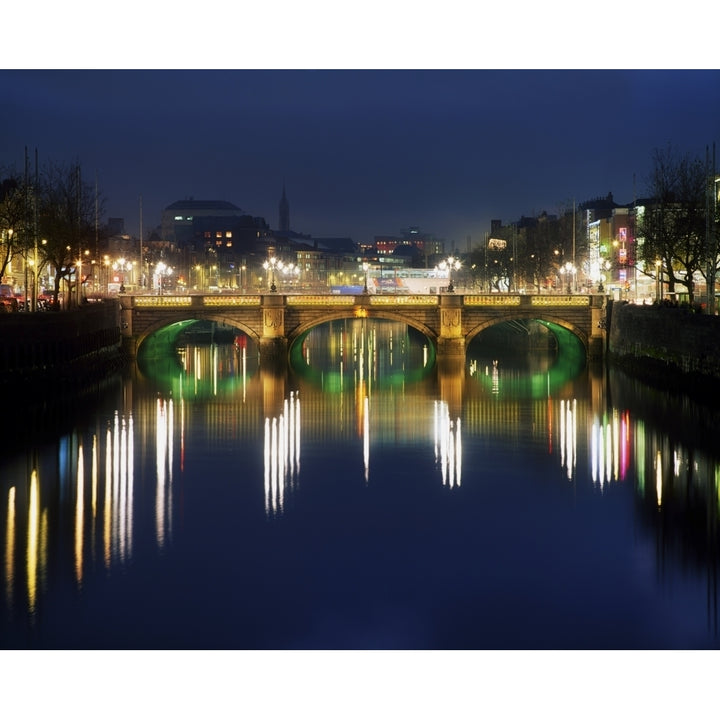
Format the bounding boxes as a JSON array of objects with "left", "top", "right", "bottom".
[
  {"left": 530, "top": 295, "right": 590, "bottom": 307},
  {"left": 133, "top": 295, "right": 193, "bottom": 307},
  {"left": 463, "top": 295, "right": 521, "bottom": 307},
  {"left": 369, "top": 295, "right": 438, "bottom": 306},
  {"left": 286, "top": 295, "right": 355, "bottom": 306},
  {"left": 203, "top": 295, "right": 261, "bottom": 307}
]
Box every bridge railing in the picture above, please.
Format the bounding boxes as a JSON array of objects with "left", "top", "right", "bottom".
[{"left": 125, "top": 291, "right": 600, "bottom": 310}]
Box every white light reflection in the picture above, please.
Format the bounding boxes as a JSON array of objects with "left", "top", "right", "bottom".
[
  {"left": 656, "top": 450, "right": 663, "bottom": 508},
  {"left": 104, "top": 424, "right": 112, "bottom": 567},
  {"left": 363, "top": 395, "right": 370, "bottom": 483},
  {"left": 155, "top": 397, "right": 174, "bottom": 547},
  {"left": 104, "top": 411, "right": 136, "bottom": 565},
  {"left": 559, "top": 399, "right": 577, "bottom": 480},
  {"left": 26, "top": 469, "right": 40, "bottom": 615},
  {"left": 434, "top": 400, "right": 462, "bottom": 488},
  {"left": 591, "top": 410, "right": 632, "bottom": 490},
  {"left": 264, "top": 391, "right": 301, "bottom": 518},
  {"left": 75, "top": 442, "right": 85, "bottom": 585}
]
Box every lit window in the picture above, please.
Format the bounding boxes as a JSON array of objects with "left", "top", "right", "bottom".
[
  {"left": 204, "top": 231, "right": 211, "bottom": 238},
  {"left": 174, "top": 215, "right": 183, "bottom": 221},
  {"left": 225, "top": 231, "right": 232, "bottom": 238},
  {"left": 216, "top": 231, "right": 222, "bottom": 238},
  {"left": 226, "top": 241, "right": 233, "bottom": 248}
]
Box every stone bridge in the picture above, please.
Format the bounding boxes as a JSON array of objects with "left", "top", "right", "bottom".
[{"left": 119, "top": 292, "right": 607, "bottom": 365}]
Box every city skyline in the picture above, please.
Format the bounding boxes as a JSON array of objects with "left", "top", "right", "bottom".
[{"left": 3, "top": 69, "right": 720, "bottom": 246}]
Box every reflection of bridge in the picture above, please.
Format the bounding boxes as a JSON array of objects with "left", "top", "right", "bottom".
[{"left": 120, "top": 292, "right": 606, "bottom": 364}]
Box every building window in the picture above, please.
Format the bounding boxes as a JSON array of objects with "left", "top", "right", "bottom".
[{"left": 225, "top": 231, "right": 232, "bottom": 238}]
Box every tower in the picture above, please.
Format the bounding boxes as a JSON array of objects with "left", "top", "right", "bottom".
[{"left": 279, "top": 182, "right": 290, "bottom": 233}]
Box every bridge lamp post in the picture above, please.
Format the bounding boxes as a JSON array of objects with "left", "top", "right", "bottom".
[
  {"left": 155, "top": 261, "right": 172, "bottom": 296},
  {"left": 362, "top": 262, "right": 370, "bottom": 293},
  {"left": 560, "top": 262, "right": 576, "bottom": 294},
  {"left": 113, "top": 257, "right": 129, "bottom": 292},
  {"left": 441, "top": 256, "right": 461, "bottom": 292},
  {"left": 263, "top": 256, "right": 282, "bottom": 292}
]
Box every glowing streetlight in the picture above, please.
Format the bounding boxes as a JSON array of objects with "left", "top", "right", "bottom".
[
  {"left": 155, "top": 261, "right": 172, "bottom": 296},
  {"left": 559, "top": 261, "right": 576, "bottom": 294},
  {"left": 362, "top": 261, "right": 370, "bottom": 293},
  {"left": 263, "top": 256, "right": 283, "bottom": 292},
  {"left": 440, "top": 256, "right": 461, "bottom": 292}
]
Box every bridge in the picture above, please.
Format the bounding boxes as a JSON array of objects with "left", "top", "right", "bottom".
[{"left": 119, "top": 291, "right": 607, "bottom": 365}]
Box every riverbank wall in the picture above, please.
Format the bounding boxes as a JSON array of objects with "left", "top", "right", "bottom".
[
  {"left": 0, "top": 301, "right": 125, "bottom": 396},
  {"left": 607, "top": 300, "right": 720, "bottom": 394}
]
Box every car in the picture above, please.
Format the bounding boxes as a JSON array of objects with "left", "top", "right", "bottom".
[{"left": 0, "top": 284, "right": 19, "bottom": 312}]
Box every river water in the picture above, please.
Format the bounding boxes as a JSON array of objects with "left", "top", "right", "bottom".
[{"left": 2, "top": 318, "right": 720, "bottom": 651}]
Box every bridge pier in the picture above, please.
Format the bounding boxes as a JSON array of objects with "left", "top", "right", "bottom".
[
  {"left": 259, "top": 294, "right": 289, "bottom": 366},
  {"left": 437, "top": 293, "right": 465, "bottom": 364}
]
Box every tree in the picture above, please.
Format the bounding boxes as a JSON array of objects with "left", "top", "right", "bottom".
[
  {"left": 36, "top": 161, "right": 102, "bottom": 308},
  {"left": 636, "top": 144, "right": 707, "bottom": 304},
  {"left": 0, "top": 172, "right": 32, "bottom": 284}
]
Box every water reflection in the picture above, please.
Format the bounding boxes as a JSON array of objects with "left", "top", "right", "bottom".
[
  {"left": 264, "top": 391, "right": 301, "bottom": 517},
  {"left": 2, "top": 318, "right": 720, "bottom": 647},
  {"left": 434, "top": 401, "right": 462, "bottom": 488}
]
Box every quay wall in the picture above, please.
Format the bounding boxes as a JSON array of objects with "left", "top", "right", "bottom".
[
  {"left": 607, "top": 301, "right": 720, "bottom": 392},
  {"left": 0, "top": 301, "right": 124, "bottom": 394}
]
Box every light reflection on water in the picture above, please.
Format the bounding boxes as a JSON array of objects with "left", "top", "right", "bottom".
[{"left": 2, "top": 318, "right": 720, "bottom": 648}]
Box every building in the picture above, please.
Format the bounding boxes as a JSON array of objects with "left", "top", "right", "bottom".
[{"left": 159, "top": 198, "right": 272, "bottom": 289}]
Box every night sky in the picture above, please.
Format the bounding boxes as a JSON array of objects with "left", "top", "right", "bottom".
[{"left": 3, "top": 68, "right": 720, "bottom": 247}]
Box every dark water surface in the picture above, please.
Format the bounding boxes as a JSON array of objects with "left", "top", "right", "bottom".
[{"left": 2, "top": 319, "right": 720, "bottom": 650}]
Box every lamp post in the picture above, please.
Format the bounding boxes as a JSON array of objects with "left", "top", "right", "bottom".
[
  {"left": 559, "top": 261, "right": 576, "bottom": 294},
  {"left": 155, "top": 261, "right": 172, "bottom": 296},
  {"left": 114, "top": 257, "right": 129, "bottom": 292},
  {"left": 362, "top": 261, "right": 370, "bottom": 293},
  {"left": 263, "top": 256, "right": 282, "bottom": 292},
  {"left": 441, "top": 256, "right": 461, "bottom": 292}
]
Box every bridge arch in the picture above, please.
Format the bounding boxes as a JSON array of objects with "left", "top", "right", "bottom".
[
  {"left": 464, "top": 313, "right": 589, "bottom": 359},
  {"left": 286, "top": 309, "right": 440, "bottom": 355},
  {"left": 135, "top": 313, "right": 261, "bottom": 356}
]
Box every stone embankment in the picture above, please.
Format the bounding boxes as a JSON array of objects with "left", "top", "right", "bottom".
[
  {"left": 0, "top": 301, "right": 125, "bottom": 396},
  {"left": 607, "top": 300, "right": 720, "bottom": 394}
]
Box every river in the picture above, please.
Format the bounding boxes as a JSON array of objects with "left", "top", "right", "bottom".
[{"left": 2, "top": 317, "right": 720, "bottom": 651}]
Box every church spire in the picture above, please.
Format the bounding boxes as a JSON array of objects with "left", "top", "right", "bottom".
[{"left": 279, "top": 181, "right": 290, "bottom": 233}]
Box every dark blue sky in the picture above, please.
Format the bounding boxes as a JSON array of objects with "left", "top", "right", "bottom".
[{"left": 3, "top": 68, "right": 719, "bottom": 245}]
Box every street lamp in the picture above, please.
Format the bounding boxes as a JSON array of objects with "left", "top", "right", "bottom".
[
  {"left": 263, "top": 256, "right": 283, "bottom": 292},
  {"left": 560, "top": 262, "right": 576, "bottom": 294},
  {"left": 155, "top": 261, "right": 172, "bottom": 295},
  {"left": 362, "top": 261, "right": 370, "bottom": 293},
  {"left": 113, "top": 257, "right": 129, "bottom": 291},
  {"left": 440, "top": 256, "right": 461, "bottom": 292}
]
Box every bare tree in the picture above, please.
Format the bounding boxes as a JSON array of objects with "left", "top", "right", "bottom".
[
  {"left": 637, "top": 144, "right": 707, "bottom": 304},
  {"left": 36, "top": 161, "right": 101, "bottom": 308},
  {"left": 0, "top": 172, "right": 33, "bottom": 284}
]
